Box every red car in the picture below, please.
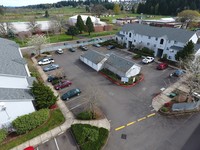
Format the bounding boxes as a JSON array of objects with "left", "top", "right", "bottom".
[
  {"left": 24, "top": 146, "right": 34, "bottom": 150},
  {"left": 54, "top": 80, "right": 72, "bottom": 90},
  {"left": 157, "top": 63, "right": 168, "bottom": 70}
]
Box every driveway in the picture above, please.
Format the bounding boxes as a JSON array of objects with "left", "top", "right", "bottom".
[{"left": 41, "top": 46, "right": 199, "bottom": 150}]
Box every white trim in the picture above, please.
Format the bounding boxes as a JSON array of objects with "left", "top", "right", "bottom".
[
  {"left": 0, "top": 73, "right": 27, "bottom": 78},
  {"left": 0, "top": 99, "right": 34, "bottom": 102}
]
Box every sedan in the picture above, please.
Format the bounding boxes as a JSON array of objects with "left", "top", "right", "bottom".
[
  {"left": 54, "top": 80, "right": 72, "bottom": 90},
  {"left": 47, "top": 75, "right": 62, "bottom": 82},
  {"left": 38, "top": 57, "right": 54, "bottom": 65},
  {"left": 142, "top": 56, "right": 154, "bottom": 64},
  {"left": 69, "top": 48, "right": 76, "bottom": 52},
  {"left": 55, "top": 49, "right": 63, "bottom": 54},
  {"left": 79, "top": 46, "right": 88, "bottom": 51},
  {"left": 43, "top": 64, "right": 59, "bottom": 72},
  {"left": 169, "top": 69, "right": 186, "bottom": 77},
  {"left": 157, "top": 63, "right": 168, "bottom": 70},
  {"left": 107, "top": 45, "right": 115, "bottom": 50},
  {"left": 93, "top": 43, "right": 101, "bottom": 47},
  {"left": 61, "top": 88, "right": 81, "bottom": 101}
]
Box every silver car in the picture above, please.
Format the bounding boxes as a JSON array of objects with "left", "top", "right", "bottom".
[{"left": 43, "top": 64, "right": 59, "bottom": 72}]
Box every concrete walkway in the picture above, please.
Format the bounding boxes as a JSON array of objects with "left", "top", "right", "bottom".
[{"left": 11, "top": 57, "right": 110, "bottom": 150}]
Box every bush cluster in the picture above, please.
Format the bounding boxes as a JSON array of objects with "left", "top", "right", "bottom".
[
  {"left": 100, "top": 39, "right": 124, "bottom": 48},
  {"left": 12, "top": 109, "right": 50, "bottom": 135},
  {"left": 0, "top": 129, "right": 8, "bottom": 143},
  {"left": 71, "top": 124, "right": 109, "bottom": 150},
  {"left": 129, "top": 47, "right": 154, "bottom": 57},
  {"left": 76, "top": 111, "right": 95, "bottom": 120}
]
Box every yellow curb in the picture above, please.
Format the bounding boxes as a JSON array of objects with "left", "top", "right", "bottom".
[
  {"left": 147, "top": 113, "right": 156, "bottom": 118},
  {"left": 137, "top": 117, "right": 146, "bottom": 122},
  {"left": 115, "top": 126, "right": 125, "bottom": 131}
]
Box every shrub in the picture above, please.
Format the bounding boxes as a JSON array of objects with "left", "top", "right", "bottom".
[
  {"left": 71, "top": 124, "right": 109, "bottom": 150},
  {"left": 12, "top": 109, "right": 49, "bottom": 135},
  {"left": 51, "top": 79, "right": 60, "bottom": 85},
  {"left": 0, "top": 129, "right": 8, "bottom": 143},
  {"left": 42, "top": 51, "right": 51, "bottom": 55},
  {"left": 132, "top": 54, "right": 141, "bottom": 59},
  {"left": 161, "top": 107, "right": 169, "bottom": 112},
  {"left": 130, "top": 47, "right": 154, "bottom": 56},
  {"left": 77, "top": 111, "right": 94, "bottom": 120}
]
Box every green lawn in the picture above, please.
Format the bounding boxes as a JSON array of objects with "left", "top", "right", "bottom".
[
  {"left": 80, "top": 29, "right": 120, "bottom": 38},
  {"left": 0, "top": 109, "right": 65, "bottom": 150},
  {"left": 48, "top": 33, "right": 78, "bottom": 43}
]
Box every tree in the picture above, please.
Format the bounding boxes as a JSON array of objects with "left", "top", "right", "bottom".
[
  {"left": 113, "top": 4, "right": 120, "bottom": 15},
  {"left": 175, "top": 41, "right": 194, "bottom": 61},
  {"left": 86, "top": 17, "right": 94, "bottom": 35},
  {"left": 31, "top": 81, "right": 57, "bottom": 110},
  {"left": 66, "top": 26, "right": 79, "bottom": 39},
  {"left": 121, "top": 5, "right": 124, "bottom": 11},
  {"left": 0, "top": 22, "right": 15, "bottom": 37},
  {"left": 18, "top": 31, "right": 32, "bottom": 45},
  {"left": 86, "top": 6, "right": 90, "bottom": 12},
  {"left": 44, "top": 10, "right": 49, "bottom": 18},
  {"left": 27, "top": 17, "right": 41, "bottom": 34},
  {"left": 179, "top": 55, "right": 200, "bottom": 102},
  {"left": 131, "top": 6, "right": 135, "bottom": 13},
  {"left": 75, "top": 15, "right": 85, "bottom": 34},
  {"left": 27, "top": 34, "right": 48, "bottom": 55},
  {"left": 91, "top": 4, "right": 107, "bottom": 17},
  {"left": 0, "top": 6, "right": 4, "bottom": 15}
]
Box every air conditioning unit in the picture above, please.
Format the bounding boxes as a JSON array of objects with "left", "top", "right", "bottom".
[{"left": 0, "top": 102, "right": 6, "bottom": 111}]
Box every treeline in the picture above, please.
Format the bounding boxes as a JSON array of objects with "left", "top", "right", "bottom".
[
  {"left": 137, "top": 0, "right": 200, "bottom": 15},
  {"left": 21, "top": 0, "right": 113, "bottom": 9}
]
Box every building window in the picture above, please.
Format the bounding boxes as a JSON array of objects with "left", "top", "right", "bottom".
[
  {"left": 168, "top": 56, "right": 171, "bottom": 59},
  {"left": 155, "top": 38, "right": 158, "bottom": 41},
  {"left": 134, "top": 40, "right": 136, "bottom": 42},
  {"left": 154, "top": 44, "right": 156, "bottom": 47},
  {"left": 129, "top": 33, "right": 131, "bottom": 37},
  {"left": 160, "top": 39, "right": 164, "bottom": 44},
  {"left": 148, "top": 36, "right": 151, "bottom": 39},
  {"left": 121, "top": 37, "right": 123, "bottom": 40},
  {"left": 147, "top": 43, "right": 150, "bottom": 46},
  {"left": 174, "top": 41, "right": 177, "bottom": 44}
]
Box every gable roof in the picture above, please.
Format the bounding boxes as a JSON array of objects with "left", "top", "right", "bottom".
[
  {"left": 120, "top": 23, "right": 196, "bottom": 43},
  {"left": 0, "top": 38, "right": 28, "bottom": 76},
  {"left": 81, "top": 50, "right": 107, "bottom": 64},
  {"left": 0, "top": 88, "right": 33, "bottom": 101},
  {"left": 105, "top": 54, "right": 136, "bottom": 73}
]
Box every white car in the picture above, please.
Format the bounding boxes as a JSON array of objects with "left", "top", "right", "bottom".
[
  {"left": 142, "top": 56, "right": 154, "bottom": 64},
  {"left": 38, "top": 57, "right": 54, "bottom": 65},
  {"left": 56, "top": 49, "right": 64, "bottom": 54}
]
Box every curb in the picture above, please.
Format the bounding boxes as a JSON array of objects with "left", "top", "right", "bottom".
[{"left": 99, "top": 72, "right": 144, "bottom": 88}]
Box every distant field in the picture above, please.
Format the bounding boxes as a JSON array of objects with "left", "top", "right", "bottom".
[{"left": 1, "top": 7, "right": 87, "bottom": 22}]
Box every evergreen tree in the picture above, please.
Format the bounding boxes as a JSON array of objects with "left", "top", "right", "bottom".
[
  {"left": 45, "top": 10, "right": 49, "bottom": 18},
  {"left": 76, "top": 15, "right": 85, "bottom": 34},
  {"left": 31, "top": 81, "right": 57, "bottom": 110},
  {"left": 66, "top": 26, "right": 79, "bottom": 39},
  {"left": 86, "top": 17, "right": 94, "bottom": 35},
  {"left": 113, "top": 4, "right": 120, "bottom": 15},
  {"left": 175, "top": 41, "right": 194, "bottom": 61},
  {"left": 131, "top": 6, "right": 135, "bottom": 13}
]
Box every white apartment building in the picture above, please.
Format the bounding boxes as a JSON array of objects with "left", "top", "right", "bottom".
[{"left": 116, "top": 23, "right": 200, "bottom": 61}]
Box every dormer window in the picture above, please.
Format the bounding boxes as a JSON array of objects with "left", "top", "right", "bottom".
[{"left": 129, "top": 33, "right": 131, "bottom": 38}]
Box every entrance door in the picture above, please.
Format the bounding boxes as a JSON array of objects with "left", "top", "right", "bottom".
[
  {"left": 157, "top": 49, "right": 163, "bottom": 58},
  {"left": 128, "top": 41, "right": 132, "bottom": 49}
]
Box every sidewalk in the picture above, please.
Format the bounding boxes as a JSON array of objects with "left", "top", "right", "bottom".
[{"left": 11, "top": 57, "right": 110, "bottom": 150}]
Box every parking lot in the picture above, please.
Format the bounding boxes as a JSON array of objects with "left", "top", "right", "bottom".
[{"left": 37, "top": 45, "right": 197, "bottom": 150}]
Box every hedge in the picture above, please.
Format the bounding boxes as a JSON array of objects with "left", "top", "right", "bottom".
[
  {"left": 0, "top": 129, "right": 8, "bottom": 143},
  {"left": 71, "top": 124, "right": 109, "bottom": 150},
  {"left": 76, "top": 111, "right": 94, "bottom": 120},
  {"left": 12, "top": 109, "right": 50, "bottom": 135}
]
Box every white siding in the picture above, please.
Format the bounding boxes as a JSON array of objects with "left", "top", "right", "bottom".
[
  {"left": 126, "top": 66, "right": 141, "bottom": 77},
  {"left": 0, "top": 101, "right": 35, "bottom": 128},
  {"left": 0, "top": 76, "right": 29, "bottom": 89}
]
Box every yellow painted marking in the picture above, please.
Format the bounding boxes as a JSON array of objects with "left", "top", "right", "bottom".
[
  {"left": 115, "top": 126, "right": 125, "bottom": 131},
  {"left": 147, "top": 113, "right": 156, "bottom": 118},
  {"left": 137, "top": 117, "right": 146, "bottom": 122},
  {"left": 127, "top": 121, "right": 136, "bottom": 126}
]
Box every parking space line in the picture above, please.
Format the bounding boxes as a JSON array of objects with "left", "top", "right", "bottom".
[
  {"left": 147, "top": 113, "right": 156, "bottom": 118},
  {"left": 58, "top": 131, "right": 64, "bottom": 136},
  {"left": 54, "top": 138, "right": 60, "bottom": 150},
  {"left": 42, "top": 139, "right": 49, "bottom": 144},
  {"left": 127, "top": 121, "right": 136, "bottom": 126},
  {"left": 115, "top": 126, "right": 125, "bottom": 131},
  {"left": 36, "top": 147, "right": 39, "bottom": 150},
  {"left": 137, "top": 117, "right": 146, "bottom": 122},
  {"left": 69, "top": 101, "right": 88, "bottom": 110}
]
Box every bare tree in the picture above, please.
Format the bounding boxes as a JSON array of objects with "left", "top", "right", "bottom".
[
  {"left": 49, "top": 16, "right": 65, "bottom": 34},
  {"left": 18, "top": 31, "right": 32, "bottom": 45},
  {"left": 91, "top": 4, "right": 107, "bottom": 18},
  {"left": 180, "top": 55, "right": 200, "bottom": 101},
  {"left": 27, "top": 34, "right": 48, "bottom": 55},
  {"left": 0, "top": 22, "right": 15, "bottom": 37},
  {"left": 27, "top": 17, "right": 41, "bottom": 34}
]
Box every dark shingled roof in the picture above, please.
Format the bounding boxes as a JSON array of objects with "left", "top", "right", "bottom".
[
  {"left": 116, "top": 32, "right": 125, "bottom": 37},
  {"left": 0, "top": 88, "right": 33, "bottom": 101},
  {"left": 120, "top": 23, "right": 196, "bottom": 43},
  {"left": 194, "top": 44, "right": 200, "bottom": 51},
  {"left": 105, "top": 54, "right": 135, "bottom": 73},
  {"left": 81, "top": 50, "right": 106, "bottom": 64},
  {"left": 0, "top": 38, "right": 28, "bottom": 76},
  {"left": 170, "top": 46, "right": 183, "bottom": 51}
]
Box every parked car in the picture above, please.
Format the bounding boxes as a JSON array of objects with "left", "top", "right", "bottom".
[
  {"left": 24, "top": 146, "right": 34, "bottom": 150},
  {"left": 142, "top": 56, "right": 154, "bottom": 64},
  {"left": 38, "top": 57, "right": 54, "bottom": 65},
  {"left": 69, "top": 47, "right": 76, "bottom": 52},
  {"left": 76, "top": 41, "right": 80, "bottom": 43},
  {"left": 107, "top": 45, "right": 115, "bottom": 50},
  {"left": 47, "top": 75, "right": 62, "bottom": 82},
  {"left": 43, "top": 64, "right": 59, "bottom": 72},
  {"left": 157, "top": 63, "right": 168, "bottom": 70},
  {"left": 54, "top": 80, "right": 72, "bottom": 90},
  {"left": 55, "top": 49, "right": 63, "bottom": 54},
  {"left": 169, "top": 69, "right": 186, "bottom": 77},
  {"left": 93, "top": 43, "right": 101, "bottom": 47},
  {"left": 61, "top": 88, "right": 81, "bottom": 100},
  {"left": 79, "top": 45, "right": 88, "bottom": 51}
]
